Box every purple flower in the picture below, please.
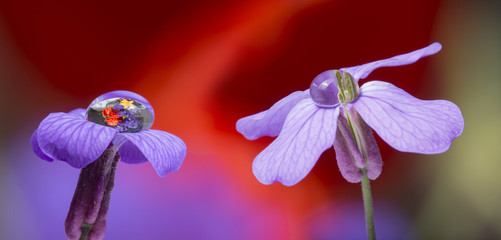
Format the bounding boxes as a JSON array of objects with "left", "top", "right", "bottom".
[
  {"left": 30, "top": 90, "right": 187, "bottom": 239},
  {"left": 113, "top": 103, "right": 124, "bottom": 111},
  {"left": 236, "top": 43, "right": 464, "bottom": 186},
  {"left": 31, "top": 90, "right": 186, "bottom": 176}
]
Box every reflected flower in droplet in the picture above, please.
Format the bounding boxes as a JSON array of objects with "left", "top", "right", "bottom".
[{"left": 236, "top": 42, "right": 464, "bottom": 186}]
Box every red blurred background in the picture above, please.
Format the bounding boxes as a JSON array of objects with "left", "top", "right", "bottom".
[{"left": 2, "top": 0, "right": 498, "bottom": 239}]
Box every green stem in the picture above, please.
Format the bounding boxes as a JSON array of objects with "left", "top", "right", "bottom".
[
  {"left": 361, "top": 168, "right": 376, "bottom": 240},
  {"left": 79, "top": 223, "right": 92, "bottom": 240}
]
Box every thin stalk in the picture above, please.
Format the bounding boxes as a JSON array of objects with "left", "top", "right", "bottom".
[{"left": 361, "top": 168, "right": 376, "bottom": 240}]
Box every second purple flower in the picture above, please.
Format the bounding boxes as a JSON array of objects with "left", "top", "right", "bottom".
[{"left": 236, "top": 42, "right": 464, "bottom": 186}]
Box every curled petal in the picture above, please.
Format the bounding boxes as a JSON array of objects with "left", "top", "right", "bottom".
[
  {"left": 236, "top": 90, "right": 310, "bottom": 140},
  {"left": 341, "top": 42, "right": 442, "bottom": 81},
  {"left": 353, "top": 81, "right": 464, "bottom": 154},
  {"left": 117, "top": 138, "right": 148, "bottom": 164},
  {"left": 333, "top": 116, "right": 364, "bottom": 182},
  {"left": 357, "top": 117, "right": 383, "bottom": 180},
  {"left": 119, "top": 130, "right": 187, "bottom": 177},
  {"left": 30, "top": 130, "right": 54, "bottom": 162},
  {"left": 36, "top": 112, "right": 116, "bottom": 168},
  {"left": 252, "top": 99, "right": 339, "bottom": 186}
]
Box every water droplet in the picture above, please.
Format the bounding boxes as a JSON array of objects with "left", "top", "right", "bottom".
[
  {"left": 309, "top": 70, "right": 340, "bottom": 107},
  {"left": 87, "top": 97, "right": 154, "bottom": 133}
]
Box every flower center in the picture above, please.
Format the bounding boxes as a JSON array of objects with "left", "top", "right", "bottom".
[
  {"left": 86, "top": 98, "right": 153, "bottom": 133},
  {"left": 310, "top": 70, "right": 359, "bottom": 107}
]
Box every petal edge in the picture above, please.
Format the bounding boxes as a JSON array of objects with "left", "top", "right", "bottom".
[
  {"left": 342, "top": 42, "right": 442, "bottom": 80},
  {"left": 252, "top": 99, "right": 339, "bottom": 186},
  {"left": 353, "top": 81, "right": 464, "bottom": 154},
  {"left": 30, "top": 129, "right": 54, "bottom": 162},
  {"left": 236, "top": 90, "right": 309, "bottom": 140},
  {"left": 120, "top": 130, "right": 187, "bottom": 177}
]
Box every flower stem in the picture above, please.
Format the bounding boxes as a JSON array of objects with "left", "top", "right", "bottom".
[
  {"left": 65, "top": 144, "right": 120, "bottom": 240},
  {"left": 361, "top": 168, "right": 376, "bottom": 240},
  {"left": 79, "top": 223, "right": 92, "bottom": 240}
]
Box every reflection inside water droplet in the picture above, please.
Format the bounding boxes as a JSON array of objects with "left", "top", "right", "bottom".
[{"left": 87, "top": 98, "right": 153, "bottom": 133}]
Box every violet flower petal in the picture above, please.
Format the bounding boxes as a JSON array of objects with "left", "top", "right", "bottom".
[
  {"left": 252, "top": 98, "right": 339, "bottom": 186},
  {"left": 119, "top": 130, "right": 187, "bottom": 177},
  {"left": 353, "top": 81, "right": 464, "bottom": 154},
  {"left": 341, "top": 42, "right": 442, "bottom": 81},
  {"left": 36, "top": 112, "right": 117, "bottom": 168},
  {"left": 30, "top": 130, "right": 54, "bottom": 162},
  {"left": 236, "top": 90, "right": 310, "bottom": 140},
  {"left": 117, "top": 138, "right": 148, "bottom": 164}
]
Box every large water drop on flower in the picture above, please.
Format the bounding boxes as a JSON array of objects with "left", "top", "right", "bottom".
[
  {"left": 87, "top": 97, "right": 154, "bottom": 133},
  {"left": 309, "top": 70, "right": 340, "bottom": 107}
]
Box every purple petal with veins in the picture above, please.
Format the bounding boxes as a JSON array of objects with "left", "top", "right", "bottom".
[
  {"left": 118, "top": 137, "right": 148, "bottom": 164},
  {"left": 352, "top": 81, "right": 464, "bottom": 154},
  {"left": 252, "top": 98, "right": 339, "bottom": 186},
  {"left": 341, "top": 42, "right": 442, "bottom": 81},
  {"left": 120, "top": 129, "right": 187, "bottom": 177},
  {"left": 36, "top": 112, "right": 117, "bottom": 168},
  {"left": 236, "top": 90, "right": 310, "bottom": 140}
]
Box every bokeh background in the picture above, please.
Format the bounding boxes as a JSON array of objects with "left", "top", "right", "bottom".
[{"left": 1, "top": 0, "right": 500, "bottom": 239}]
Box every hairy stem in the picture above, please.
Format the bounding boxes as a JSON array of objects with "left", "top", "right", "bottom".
[{"left": 65, "top": 144, "right": 120, "bottom": 240}]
